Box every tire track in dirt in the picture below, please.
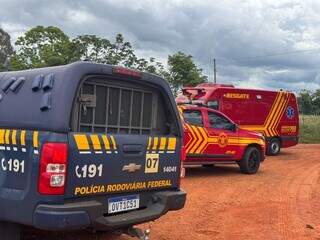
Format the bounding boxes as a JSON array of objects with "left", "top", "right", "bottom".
[{"left": 275, "top": 146, "right": 320, "bottom": 240}]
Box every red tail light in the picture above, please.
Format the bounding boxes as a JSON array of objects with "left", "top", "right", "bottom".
[
  {"left": 113, "top": 67, "right": 142, "bottom": 78},
  {"left": 179, "top": 145, "right": 186, "bottom": 182},
  {"left": 38, "top": 143, "right": 68, "bottom": 195},
  {"left": 180, "top": 145, "right": 186, "bottom": 162}
]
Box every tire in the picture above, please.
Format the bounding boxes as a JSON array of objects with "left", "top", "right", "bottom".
[
  {"left": 267, "top": 138, "right": 281, "bottom": 156},
  {"left": 0, "top": 221, "right": 21, "bottom": 240},
  {"left": 239, "top": 146, "right": 261, "bottom": 174}
]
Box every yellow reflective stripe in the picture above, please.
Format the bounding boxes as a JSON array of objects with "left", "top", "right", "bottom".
[
  {"left": 102, "top": 135, "right": 110, "bottom": 150},
  {"left": 147, "top": 137, "right": 152, "bottom": 150},
  {"left": 159, "top": 137, "right": 167, "bottom": 151},
  {"left": 267, "top": 92, "right": 286, "bottom": 136},
  {"left": 270, "top": 92, "right": 290, "bottom": 136},
  {"left": 190, "top": 127, "right": 202, "bottom": 154},
  {"left": 186, "top": 125, "right": 197, "bottom": 153},
  {"left": 11, "top": 130, "right": 17, "bottom": 145},
  {"left": 0, "top": 129, "right": 4, "bottom": 144},
  {"left": 168, "top": 137, "right": 177, "bottom": 151},
  {"left": 5, "top": 130, "right": 10, "bottom": 144},
  {"left": 152, "top": 137, "right": 159, "bottom": 151},
  {"left": 90, "top": 135, "right": 101, "bottom": 150},
  {"left": 238, "top": 139, "right": 265, "bottom": 145},
  {"left": 33, "top": 131, "right": 39, "bottom": 148},
  {"left": 197, "top": 128, "right": 209, "bottom": 154},
  {"left": 74, "top": 134, "right": 89, "bottom": 150},
  {"left": 264, "top": 92, "right": 282, "bottom": 128},
  {"left": 20, "top": 130, "right": 26, "bottom": 146},
  {"left": 110, "top": 136, "right": 117, "bottom": 150}
]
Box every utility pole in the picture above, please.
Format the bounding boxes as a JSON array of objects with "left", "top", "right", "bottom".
[{"left": 213, "top": 58, "right": 217, "bottom": 84}]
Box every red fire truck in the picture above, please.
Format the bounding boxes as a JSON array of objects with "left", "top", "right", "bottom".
[
  {"left": 179, "top": 105, "right": 266, "bottom": 174},
  {"left": 176, "top": 83, "right": 299, "bottom": 156}
]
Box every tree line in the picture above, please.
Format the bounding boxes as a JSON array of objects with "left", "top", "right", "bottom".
[
  {"left": 297, "top": 90, "right": 320, "bottom": 115},
  {"left": 0, "top": 26, "right": 207, "bottom": 94},
  {"left": 0, "top": 26, "right": 319, "bottom": 115}
]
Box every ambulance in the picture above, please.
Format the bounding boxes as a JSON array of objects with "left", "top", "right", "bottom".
[
  {"left": 176, "top": 83, "right": 299, "bottom": 155},
  {"left": 179, "top": 105, "right": 266, "bottom": 174}
]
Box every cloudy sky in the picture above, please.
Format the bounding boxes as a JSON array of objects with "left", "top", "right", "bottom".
[{"left": 1, "top": 0, "right": 320, "bottom": 92}]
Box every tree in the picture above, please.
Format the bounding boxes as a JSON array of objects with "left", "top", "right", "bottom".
[
  {"left": 73, "top": 33, "right": 138, "bottom": 67},
  {"left": 298, "top": 90, "right": 314, "bottom": 115},
  {"left": 0, "top": 28, "right": 13, "bottom": 71},
  {"left": 73, "top": 33, "right": 167, "bottom": 76},
  {"left": 167, "top": 51, "right": 207, "bottom": 94},
  {"left": 10, "top": 26, "right": 76, "bottom": 70},
  {"left": 312, "top": 89, "right": 320, "bottom": 115},
  {"left": 8, "top": 26, "right": 209, "bottom": 94},
  {"left": 72, "top": 35, "right": 111, "bottom": 63}
]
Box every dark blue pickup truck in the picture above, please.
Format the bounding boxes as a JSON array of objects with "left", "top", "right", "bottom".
[{"left": 0, "top": 62, "right": 186, "bottom": 239}]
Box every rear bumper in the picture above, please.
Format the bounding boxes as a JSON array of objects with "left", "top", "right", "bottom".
[
  {"left": 33, "top": 190, "right": 186, "bottom": 231},
  {"left": 280, "top": 136, "right": 299, "bottom": 148}
]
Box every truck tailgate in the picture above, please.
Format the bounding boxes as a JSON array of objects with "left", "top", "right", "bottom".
[{"left": 65, "top": 133, "right": 181, "bottom": 197}]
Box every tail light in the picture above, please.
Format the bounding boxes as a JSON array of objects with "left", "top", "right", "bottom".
[
  {"left": 113, "top": 67, "right": 142, "bottom": 78},
  {"left": 38, "top": 143, "right": 68, "bottom": 195},
  {"left": 180, "top": 145, "right": 186, "bottom": 162},
  {"left": 179, "top": 145, "right": 186, "bottom": 183}
]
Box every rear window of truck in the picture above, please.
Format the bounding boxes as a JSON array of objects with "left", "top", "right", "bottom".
[{"left": 73, "top": 76, "right": 175, "bottom": 135}]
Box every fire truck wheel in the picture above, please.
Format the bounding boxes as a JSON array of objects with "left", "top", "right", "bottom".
[
  {"left": 0, "top": 221, "right": 21, "bottom": 240},
  {"left": 267, "top": 138, "right": 281, "bottom": 156},
  {"left": 239, "top": 146, "right": 261, "bottom": 174}
]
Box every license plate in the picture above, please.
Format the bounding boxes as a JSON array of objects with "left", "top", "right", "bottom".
[{"left": 108, "top": 195, "right": 140, "bottom": 214}]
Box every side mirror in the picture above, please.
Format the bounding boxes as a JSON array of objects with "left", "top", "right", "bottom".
[{"left": 230, "top": 123, "right": 237, "bottom": 132}]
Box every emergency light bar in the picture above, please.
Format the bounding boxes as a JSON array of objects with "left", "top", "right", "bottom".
[
  {"left": 191, "top": 100, "right": 206, "bottom": 106},
  {"left": 182, "top": 87, "right": 206, "bottom": 97}
]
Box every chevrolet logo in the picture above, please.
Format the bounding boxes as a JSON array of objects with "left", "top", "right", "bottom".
[{"left": 122, "top": 163, "right": 142, "bottom": 173}]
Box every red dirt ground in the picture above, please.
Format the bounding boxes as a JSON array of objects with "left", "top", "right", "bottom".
[{"left": 24, "top": 144, "right": 320, "bottom": 240}]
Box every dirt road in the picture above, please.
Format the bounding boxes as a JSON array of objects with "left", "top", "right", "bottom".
[{"left": 24, "top": 144, "right": 320, "bottom": 240}]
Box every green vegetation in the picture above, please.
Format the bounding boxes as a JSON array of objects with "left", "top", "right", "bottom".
[
  {"left": 298, "top": 90, "right": 320, "bottom": 115},
  {"left": 0, "top": 28, "right": 13, "bottom": 70},
  {"left": 299, "top": 115, "right": 320, "bottom": 143},
  {"left": 0, "top": 26, "right": 207, "bottom": 93}
]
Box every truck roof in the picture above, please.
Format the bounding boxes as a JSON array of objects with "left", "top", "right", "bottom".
[{"left": 0, "top": 62, "right": 176, "bottom": 133}]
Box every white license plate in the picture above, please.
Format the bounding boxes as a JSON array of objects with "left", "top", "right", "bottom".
[{"left": 108, "top": 195, "right": 140, "bottom": 214}]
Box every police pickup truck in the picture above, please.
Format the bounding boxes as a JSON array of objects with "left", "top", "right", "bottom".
[{"left": 0, "top": 62, "right": 186, "bottom": 239}]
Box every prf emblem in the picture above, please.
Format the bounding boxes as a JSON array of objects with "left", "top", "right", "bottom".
[
  {"left": 218, "top": 133, "right": 228, "bottom": 148},
  {"left": 145, "top": 153, "right": 159, "bottom": 173}
]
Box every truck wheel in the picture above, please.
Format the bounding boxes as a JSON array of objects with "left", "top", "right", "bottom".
[
  {"left": 267, "top": 138, "right": 281, "bottom": 156},
  {"left": 239, "top": 147, "right": 261, "bottom": 174},
  {"left": 0, "top": 221, "right": 21, "bottom": 240}
]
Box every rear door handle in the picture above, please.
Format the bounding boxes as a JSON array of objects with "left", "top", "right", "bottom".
[{"left": 123, "top": 144, "right": 143, "bottom": 154}]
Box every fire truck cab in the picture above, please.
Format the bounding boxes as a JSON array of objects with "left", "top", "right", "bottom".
[
  {"left": 177, "top": 83, "right": 299, "bottom": 156},
  {"left": 179, "top": 105, "right": 266, "bottom": 174}
]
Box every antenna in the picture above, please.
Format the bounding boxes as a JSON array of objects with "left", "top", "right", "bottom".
[{"left": 213, "top": 58, "right": 217, "bottom": 83}]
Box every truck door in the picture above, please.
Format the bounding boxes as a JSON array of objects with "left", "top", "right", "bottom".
[{"left": 204, "top": 110, "right": 239, "bottom": 159}]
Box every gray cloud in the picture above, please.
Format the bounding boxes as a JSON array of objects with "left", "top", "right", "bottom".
[{"left": 1, "top": 0, "right": 320, "bottom": 92}]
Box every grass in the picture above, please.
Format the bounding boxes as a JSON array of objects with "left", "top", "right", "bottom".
[{"left": 299, "top": 115, "right": 320, "bottom": 143}]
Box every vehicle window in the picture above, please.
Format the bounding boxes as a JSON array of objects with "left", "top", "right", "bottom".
[
  {"left": 183, "top": 110, "right": 203, "bottom": 126},
  {"left": 76, "top": 79, "right": 173, "bottom": 135},
  {"left": 208, "top": 111, "right": 233, "bottom": 130},
  {"left": 207, "top": 100, "right": 219, "bottom": 110}
]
